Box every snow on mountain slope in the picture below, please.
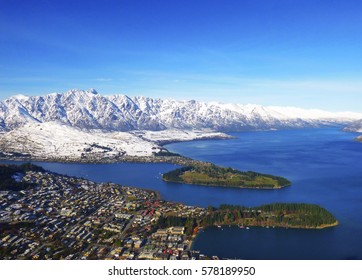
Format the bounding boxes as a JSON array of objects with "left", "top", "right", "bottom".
[
  {"left": 0, "top": 122, "right": 162, "bottom": 160},
  {"left": 131, "top": 129, "right": 232, "bottom": 144},
  {"left": 343, "top": 119, "right": 362, "bottom": 132},
  {"left": 1, "top": 89, "right": 362, "bottom": 132},
  {"left": 266, "top": 106, "right": 362, "bottom": 121},
  {"left": 0, "top": 122, "right": 234, "bottom": 161}
]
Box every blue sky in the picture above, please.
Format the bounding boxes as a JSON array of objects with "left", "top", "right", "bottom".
[{"left": 0, "top": 0, "right": 361, "bottom": 111}]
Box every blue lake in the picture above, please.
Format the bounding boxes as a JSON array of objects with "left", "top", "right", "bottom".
[{"left": 4, "top": 127, "right": 362, "bottom": 259}]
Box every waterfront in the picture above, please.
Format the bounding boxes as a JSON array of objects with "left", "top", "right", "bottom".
[{"left": 3, "top": 127, "right": 362, "bottom": 259}]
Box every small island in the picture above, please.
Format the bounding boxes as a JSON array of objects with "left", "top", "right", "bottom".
[{"left": 162, "top": 163, "right": 291, "bottom": 189}]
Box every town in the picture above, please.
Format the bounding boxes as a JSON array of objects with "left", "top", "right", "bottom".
[
  {"left": 0, "top": 169, "right": 209, "bottom": 260},
  {"left": 1, "top": 165, "right": 338, "bottom": 260}
]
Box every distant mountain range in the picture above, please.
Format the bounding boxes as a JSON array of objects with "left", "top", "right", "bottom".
[
  {"left": 1, "top": 88, "right": 362, "bottom": 132},
  {"left": 343, "top": 119, "right": 362, "bottom": 133}
]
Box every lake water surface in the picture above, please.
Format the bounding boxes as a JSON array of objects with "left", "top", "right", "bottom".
[{"left": 5, "top": 128, "right": 362, "bottom": 259}]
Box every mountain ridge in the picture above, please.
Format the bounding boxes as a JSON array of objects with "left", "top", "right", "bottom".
[{"left": 1, "top": 89, "right": 361, "bottom": 132}]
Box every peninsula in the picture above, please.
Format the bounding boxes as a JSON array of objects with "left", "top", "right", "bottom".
[{"left": 162, "top": 163, "right": 291, "bottom": 189}]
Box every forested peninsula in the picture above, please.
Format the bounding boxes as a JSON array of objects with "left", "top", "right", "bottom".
[{"left": 158, "top": 203, "right": 338, "bottom": 233}]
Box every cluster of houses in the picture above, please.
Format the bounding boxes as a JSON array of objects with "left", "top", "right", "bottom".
[{"left": 1, "top": 169, "right": 214, "bottom": 260}]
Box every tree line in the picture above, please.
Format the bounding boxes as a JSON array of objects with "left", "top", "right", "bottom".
[
  {"left": 0, "top": 163, "right": 44, "bottom": 191},
  {"left": 154, "top": 203, "right": 337, "bottom": 236}
]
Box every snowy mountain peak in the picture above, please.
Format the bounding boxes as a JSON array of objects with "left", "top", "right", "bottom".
[
  {"left": 88, "top": 88, "right": 98, "bottom": 95},
  {"left": 12, "top": 94, "right": 29, "bottom": 100}
]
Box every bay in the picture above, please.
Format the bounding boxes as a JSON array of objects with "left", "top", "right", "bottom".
[{"left": 3, "top": 127, "right": 362, "bottom": 259}]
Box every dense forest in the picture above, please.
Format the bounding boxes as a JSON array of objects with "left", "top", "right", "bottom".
[
  {"left": 156, "top": 216, "right": 198, "bottom": 236},
  {"left": 204, "top": 203, "right": 338, "bottom": 228},
  {"left": 157, "top": 203, "right": 338, "bottom": 236},
  {"left": 0, "top": 163, "right": 44, "bottom": 191},
  {"left": 162, "top": 164, "right": 291, "bottom": 189}
]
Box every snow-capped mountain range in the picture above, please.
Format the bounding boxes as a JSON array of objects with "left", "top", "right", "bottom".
[
  {"left": 1, "top": 89, "right": 361, "bottom": 161},
  {"left": 1, "top": 88, "right": 361, "bottom": 132}
]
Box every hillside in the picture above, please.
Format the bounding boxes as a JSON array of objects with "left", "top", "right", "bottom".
[
  {"left": 0, "top": 122, "right": 230, "bottom": 162},
  {"left": 343, "top": 119, "right": 362, "bottom": 133}
]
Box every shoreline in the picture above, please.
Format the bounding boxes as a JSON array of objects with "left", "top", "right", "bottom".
[
  {"left": 152, "top": 134, "right": 236, "bottom": 146},
  {"left": 163, "top": 177, "right": 290, "bottom": 189},
  {"left": 0, "top": 130, "right": 236, "bottom": 164},
  {"left": 0, "top": 145, "right": 292, "bottom": 190},
  {"left": 0, "top": 155, "right": 203, "bottom": 165},
  {"left": 190, "top": 221, "right": 339, "bottom": 250}
]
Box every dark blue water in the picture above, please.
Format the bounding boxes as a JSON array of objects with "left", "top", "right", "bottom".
[
  {"left": 166, "top": 128, "right": 362, "bottom": 260},
  {"left": 4, "top": 128, "right": 362, "bottom": 259}
]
